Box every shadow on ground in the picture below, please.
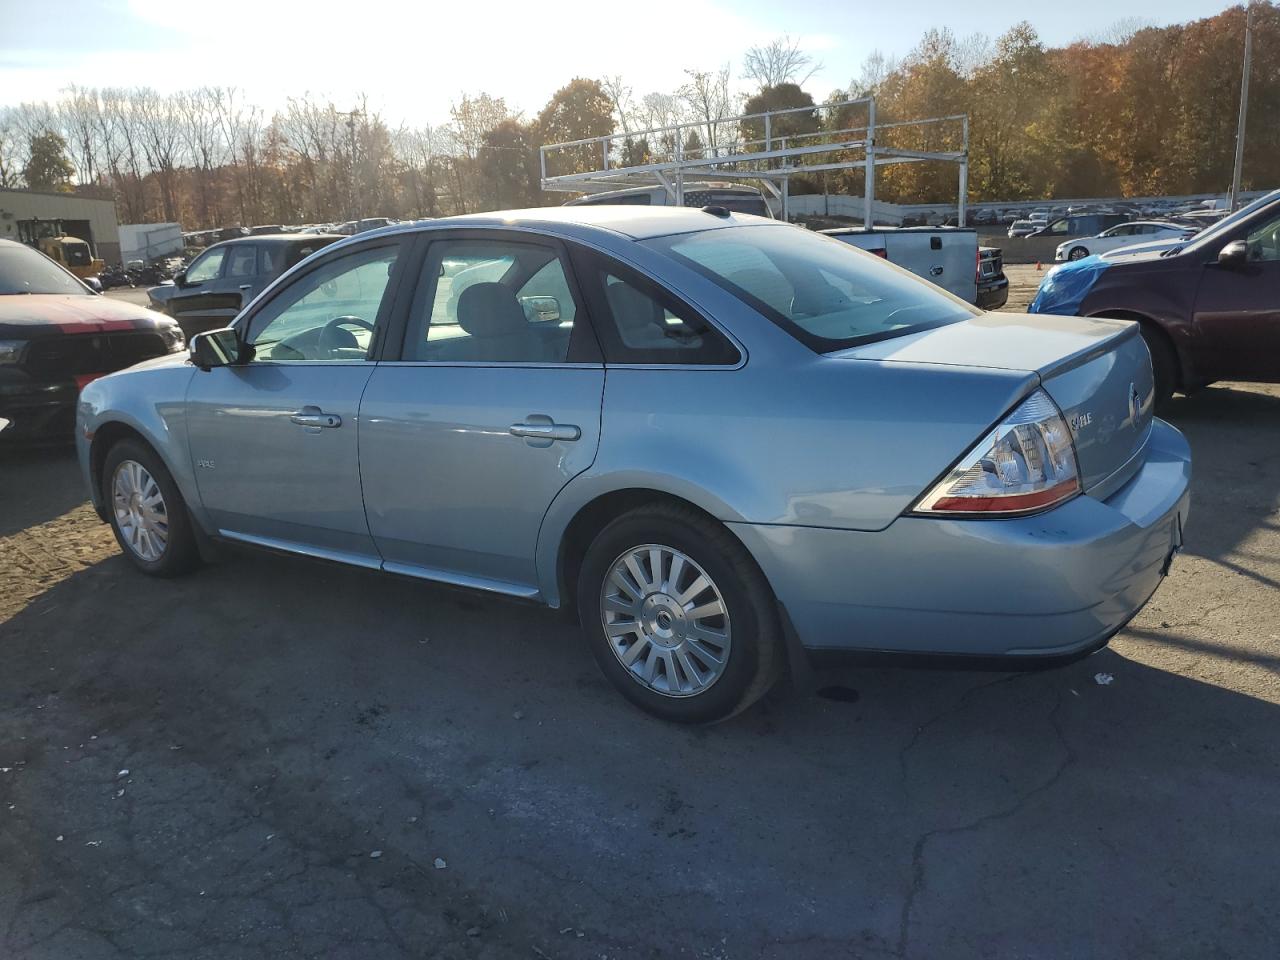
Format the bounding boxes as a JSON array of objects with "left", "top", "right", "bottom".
[
  {"left": 1, "top": 382, "right": 1278, "bottom": 958},
  {"left": 1, "top": 543, "right": 1277, "bottom": 959}
]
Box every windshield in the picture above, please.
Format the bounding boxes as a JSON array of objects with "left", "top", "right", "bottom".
[
  {"left": 648, "top": 224, "right": 977, "bottom": 352},
  {"left": 1178, "top": 191, "right": 1280, "bottom": 253},
  {"left": 0, "top": 243, "right": 90, "bottom": 295}
]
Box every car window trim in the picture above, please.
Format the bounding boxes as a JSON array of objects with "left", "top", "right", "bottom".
[
  {"left": 232, "top": 236, "right": 414, "bottom": 364},
  {"left": 381, "top": 227, "right": 604, "bottom": 366}
]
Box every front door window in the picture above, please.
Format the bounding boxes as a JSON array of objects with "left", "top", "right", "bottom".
[{"left": 244, "top": 245, "right": 400, "bottom": 362}]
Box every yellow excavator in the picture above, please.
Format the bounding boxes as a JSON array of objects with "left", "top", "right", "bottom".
[{"left": 37, "top": 234, "right": 104, "bottom": 281}]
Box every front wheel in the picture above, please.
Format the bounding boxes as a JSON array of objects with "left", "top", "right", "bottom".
[
  {"left": 1068, "top": 246, "right": 1089, "bottom": 261},
  {"left": 577, "top": 504, "right": 781, "bottom": 723},
  {"left": 103, "top": 438, "right": 202, "bottom": 577}
]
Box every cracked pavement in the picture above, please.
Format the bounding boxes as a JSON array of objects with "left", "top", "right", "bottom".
[{"left": 2, "top": 380, "right": 1278, "bottom": 959}]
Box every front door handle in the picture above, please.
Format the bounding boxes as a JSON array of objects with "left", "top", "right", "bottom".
[
  {"left": 291, "top": 407, "right": 342, "bottom": 428},
  {"left": 239, "top": 284, "right": 252, "bottom": 291},
  {"left": 509, "top": 421, "right": 581, "bottom": 441}
]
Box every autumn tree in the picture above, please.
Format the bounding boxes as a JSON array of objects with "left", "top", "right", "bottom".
[
  {"left": 536, "top": 78, "right": 614, "bottom": 177},
  {"left": 741, "top": 83, "right": 819, "bottom": 149}
]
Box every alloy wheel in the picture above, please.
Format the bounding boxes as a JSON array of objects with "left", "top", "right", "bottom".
[
  {"left": 112, "top": 459, "right": 169, "bottom": 562},
  {"left": 600, "top": 544, "right": 732, "bottom": 698}
]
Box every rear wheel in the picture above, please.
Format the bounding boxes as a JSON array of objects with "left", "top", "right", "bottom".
[
  {"left": 103, "top": 438, "right": 201, "bottom": 577},
  {"left": 1068, "top": 246, "right": 1089, "bottom": 261},
  {"left": 577, "top": 504, "right": 780, "bottom": 723}
]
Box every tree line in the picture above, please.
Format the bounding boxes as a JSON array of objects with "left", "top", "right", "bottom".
[{"left": 0, "top": 4, "right": 1274, "bottom": 231}]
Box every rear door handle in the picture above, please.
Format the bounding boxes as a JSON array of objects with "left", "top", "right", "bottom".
[
  {"left": 239, "top": 284, "right": 252, "bottom": 290},
  {"left": 509, "top": 421, "right": 580, "bottom": 441},
  {"left": 291, "top": 407, "right": 342, "bottom": 428}
]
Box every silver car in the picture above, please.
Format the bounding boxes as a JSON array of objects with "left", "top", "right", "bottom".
[{"left": 77, "top": 208, "right": 1191, "bottom": 723}]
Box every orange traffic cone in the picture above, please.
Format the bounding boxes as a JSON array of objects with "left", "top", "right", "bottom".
[{"left": 1035, "top": 261, "right": 1042, "bottom": 271}]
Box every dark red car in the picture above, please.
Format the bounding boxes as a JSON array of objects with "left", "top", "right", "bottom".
[
  {"left": 0, "top": 239, "right": 186, "bottom": 440},
  {"left": 1030, "top": 190, "right": 1280, "bottom": 404}
]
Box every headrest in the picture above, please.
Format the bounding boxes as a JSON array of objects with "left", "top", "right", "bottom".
[{"left": 456, "top": 282, "right": 527, "bottom": 337}]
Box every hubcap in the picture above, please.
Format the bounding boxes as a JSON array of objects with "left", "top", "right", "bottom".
[
  {"left": 111, "top": 460, "right": 168, "bottom": 562},
  {"left": 600, "top": 544, "right": 732, "bottom": 698}
]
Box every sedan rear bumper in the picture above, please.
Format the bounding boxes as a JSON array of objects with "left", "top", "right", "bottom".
[{"left": 731, "top": 418, "right": 1191, "bottom": 658}]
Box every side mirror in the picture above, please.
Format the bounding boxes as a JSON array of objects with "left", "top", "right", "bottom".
[
  {"left": 174, "top": 270, "right": 188, "bottom": 287},
  {"left": 190, "top": 328, "right": 251, "bottom": 370},
  {"left": 1217, "top": 240, "right": 1248, "bottom": 268},
  {"left": 520, "top": 295, "right": 561, "bottom": 323},
  {"left": 84, "top": 276, "right": 103, "bottom": 294}
]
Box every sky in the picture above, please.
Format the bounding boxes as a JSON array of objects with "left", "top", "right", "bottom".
[{"left": 0, "top": 0, "right": 1243, "bottom": 128}]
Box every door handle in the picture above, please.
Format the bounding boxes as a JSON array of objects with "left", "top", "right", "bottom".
[
  {"left": 239, "top": 284, "right": 252, "bottom": 291},
  {"left": 291, "top": 409, "right": 342, "bottom": 428},
  {"left": 509, "top": 421, "right": 580, "bottom": 441}
]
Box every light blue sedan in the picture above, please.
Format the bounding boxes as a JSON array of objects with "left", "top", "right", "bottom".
[{"left": 77, "top": 207, "right": 1191, "bottom": 723}]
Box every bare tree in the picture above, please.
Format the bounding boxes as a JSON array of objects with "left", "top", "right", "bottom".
[
  {"left": 742, "top": 36, "right": 821, "bottom": 90},
  {"left": 600, "top": 75, "right": 636, "bottom": 134},
  {"left": 133, "top": 89, "right": 182, "bottom": 221},
  {"left": 1091, "top": 16, "right": 1153, "bottom": 45},
  {"left": 851, "top": 50, "right": 899, "bottom": 98},
  {"left": 679, "top": 65, "right": 737, "bottom": 155},
  {"left": 59, "top": 86, "right": 104, "bottom": 186},
  {"left": 176, "top": 87, "right": 227, "bottom": 225},
  {"left": 0, "top": 108, "right": 23, "bottom": 188}
]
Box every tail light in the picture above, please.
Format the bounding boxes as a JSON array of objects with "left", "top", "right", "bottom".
[{"left": 911, "top": 389, "right": 1080, "bottom": 517}]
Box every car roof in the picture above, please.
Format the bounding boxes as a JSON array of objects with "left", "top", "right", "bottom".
[
  {"left": 210, "top": 233, "right": 343, "bottom": 248},
  {"left": 364, "top": 206, "right": 776, "bottom": 242}
]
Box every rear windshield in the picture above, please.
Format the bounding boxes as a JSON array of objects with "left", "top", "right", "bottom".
[
  {"left": 0, "top": 244, "right": 89, "bottom": 296},
  {"left": 647, "top": 224, "right": 976, "bottom": 351}
]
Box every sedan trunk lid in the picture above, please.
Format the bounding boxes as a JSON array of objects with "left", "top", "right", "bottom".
[{"left": 831, "top": 313, "right": 1155, "bottom": 493}]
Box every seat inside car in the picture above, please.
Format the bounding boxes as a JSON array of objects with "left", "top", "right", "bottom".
[{"left": 426, "top": 282, "right": 560, "bottom": 362}]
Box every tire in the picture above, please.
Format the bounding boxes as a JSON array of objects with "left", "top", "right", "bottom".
[
  {"left": 576, "top": 503, "right": 781, "bottom": 724},
  {"left": 103, "top": 438, "right": 201, "bottom": 577},
  {"left": 1139, "top": 323, "right": 1177, "bottom": 410},
  {"left": 1068, "top": 246, "right": 1089, "bottom": 261}
]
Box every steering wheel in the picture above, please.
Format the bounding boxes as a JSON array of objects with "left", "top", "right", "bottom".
[{"left": 317, "top": 315, "right": 374, "bottom": 359}]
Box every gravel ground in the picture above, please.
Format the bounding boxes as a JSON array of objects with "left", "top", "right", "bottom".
[{"left": 1, "top": 280, "right": 1277, "bottom": 959}]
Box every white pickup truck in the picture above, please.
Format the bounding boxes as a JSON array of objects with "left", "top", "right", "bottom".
[{"left": 821, "top": 227, "right": 1008, "bottom": 310}]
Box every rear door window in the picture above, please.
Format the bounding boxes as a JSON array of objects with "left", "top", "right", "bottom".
[{"left": 401, "top": 238, "right": 589, "bottom": 364}]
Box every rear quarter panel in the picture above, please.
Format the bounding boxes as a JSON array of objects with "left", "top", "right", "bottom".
[{"left": 535, "top": 353, "right": 1034, "bottom": 604}]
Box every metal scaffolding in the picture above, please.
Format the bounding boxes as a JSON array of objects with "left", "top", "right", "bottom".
[{"left": 539, "top": 97, "right": 970, "bottom": 228}]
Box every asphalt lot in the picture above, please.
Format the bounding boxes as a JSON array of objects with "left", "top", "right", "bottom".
[{"left": 1, "top": 276, "right": 1278, "bottom": 958}]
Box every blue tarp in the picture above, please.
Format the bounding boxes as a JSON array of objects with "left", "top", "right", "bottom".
[{"left": 1028, "top": 256, "right": 1110, "bottom": 316}]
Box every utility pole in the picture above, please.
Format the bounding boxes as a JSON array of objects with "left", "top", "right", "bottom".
[
  {"left": 1229, "top": 3, "right": 1254, "bottom": 211},
  {"left": 341, "top": 108, "right": 363, "bottom": 220}
]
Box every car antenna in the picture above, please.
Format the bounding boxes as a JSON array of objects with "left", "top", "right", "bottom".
[{"left": 702, "top": 205, "right": 731, "bottom": 218}]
